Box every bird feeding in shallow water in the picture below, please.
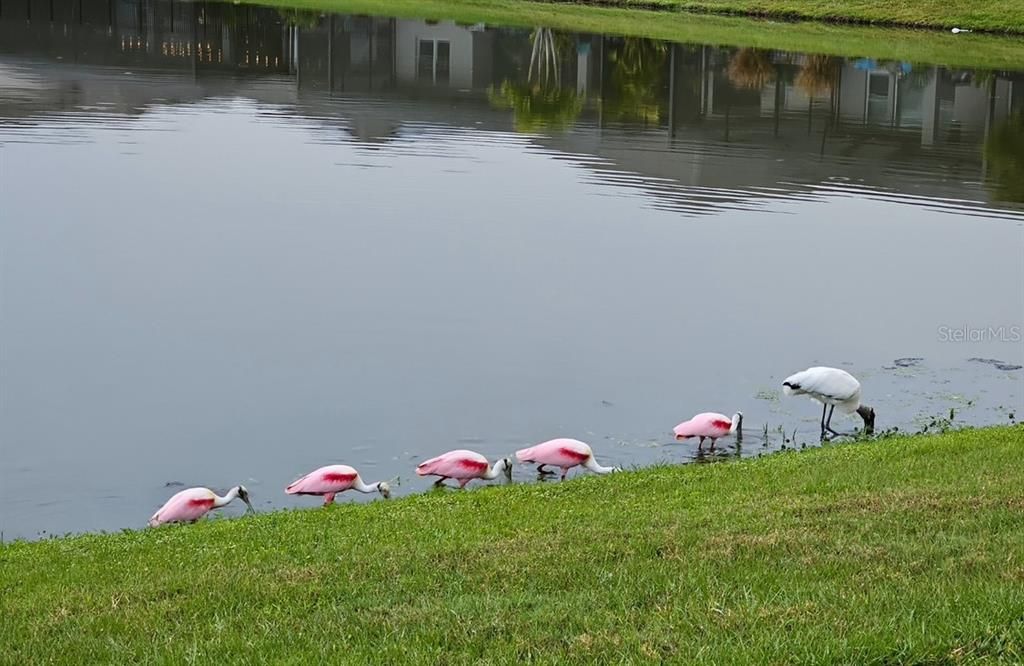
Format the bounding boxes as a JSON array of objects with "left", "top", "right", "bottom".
[
  {"left": 148, "top": 485, "right": 254, "bottom": 526},
  {"left": 515, "top": 438, "right": 619, "bottom": 480},
  {"left": 286, "top": 465, "right": 391, "bottom": 505},
  {"left": 782, "top": 366, "right": 875, "bottom": 438},
  {"left": 416, "top": 449, "right": 512, "bottom": 488},
  {"left": 673, "top": 412, "right": 743, "bottom": 451}
]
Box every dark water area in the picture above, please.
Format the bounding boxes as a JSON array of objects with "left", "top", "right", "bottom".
[{"left": 1, "top": 0, "right": 1022, "bottom": 540}]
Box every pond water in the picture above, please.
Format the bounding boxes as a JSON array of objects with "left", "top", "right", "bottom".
[{"left": 1, "top": 1, "right": 1022, "bottom": 541}]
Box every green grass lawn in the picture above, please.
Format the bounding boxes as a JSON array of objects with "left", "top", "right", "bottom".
[
  {"left": 263, "top": 0, "right": 1024, "bottom": 71},
  {"left": 3, "top": 426, "right": 1023, "bottom": 663}
]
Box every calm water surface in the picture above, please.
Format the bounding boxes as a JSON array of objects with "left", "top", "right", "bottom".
[{"left": 2, "top": 2, "right": 1023, "bottom": 540}]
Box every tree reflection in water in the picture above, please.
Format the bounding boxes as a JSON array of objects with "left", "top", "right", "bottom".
[
  {"left": 727, "top": 48, "right": 775, "bottom": 90},
  {"left": 796, "top": 55, "right": 841, "bottom": 96},
  {"left": 602, "top": 38, "right": 668, "bottom": 125},
  {"left": 985, "top": 113, "right": 1024, "bottom": 203},
  {"left": 488, "top": 28, "right": 583, "bottom": 133}
]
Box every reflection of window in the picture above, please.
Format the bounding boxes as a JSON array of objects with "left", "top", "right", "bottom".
[
  {"left": 867, "top": 72, "right": 891, "bottom": 124},
  {"left": 416, "top": 39, "right": 450, "bottom": 84},
  {"left": 869, "top": 74, "right": 890, "bottom": 96}
]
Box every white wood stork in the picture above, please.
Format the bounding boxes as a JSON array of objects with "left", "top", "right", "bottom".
[{"left": 782, "top": 366, "right": 875, "bottom": 438}]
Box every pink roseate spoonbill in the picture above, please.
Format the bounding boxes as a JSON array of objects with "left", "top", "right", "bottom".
[
  {"left": 673, "top": 412, "right": 743, "bottom": 451},
  {"left": 148, "top": 485, "right": 253, "bottom": 527},
  {"left": 285, "top": 465, "right": 391, "bottom": 505},
  {"left": 515, "top": 438, "right": 619, "bottom": 480},
  {"left": 783, "top": 366, "right": 875, "bottom": 438},
  {"left": 415, "top": 449, "right": 512, "bottom": 488}
]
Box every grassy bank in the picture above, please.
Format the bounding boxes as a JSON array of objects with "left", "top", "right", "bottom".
[
  {"left": 2, "top": 426, "right": 1023, "bottom": 662},
  {"left": 263, "top": 0, "right": 1024, "bottom": 71}
]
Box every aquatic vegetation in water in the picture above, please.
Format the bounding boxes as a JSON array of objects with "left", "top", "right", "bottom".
[{"left": 969, "top": 357, "right": 1023, "bottom": 371}]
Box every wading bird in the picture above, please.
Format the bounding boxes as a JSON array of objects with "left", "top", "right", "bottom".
[
  {"left": 416, "top": 449, "right": 512, "bottom": 488},
  {"left": 515, "top": 438, "right": 618, "bottom": 480},
  {"left": 673, "top": 412, "right": 743, "bottom": 451},
  {"left": 286, "top": 465, "right": 391, "bottom": 505},
  {"left": 783, "top": 366, "right": 875, "bottom": 438},
  {"left": 148, "top": 485, "right": 254, "bottom": 527}
]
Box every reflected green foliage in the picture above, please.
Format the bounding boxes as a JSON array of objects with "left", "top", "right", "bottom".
[
  {"left": 985, "top": 114, "right": 1024, "bottom": 203},
  {"left": 489, "top": 28, "right": 584, "bottom": 132},
  {"left": 526, "top": 27, "right": 575, "bottom": 87},
  {"left": 278, "top": 7, "right": 322, "bottom": 27},
  {"left": 971, "top": 69, "right": 998, "bottom": 89},
  {"left": 602, "top": 38, "right": 668, "bottom": 124},
  {"left": 488, "top": 81, "right": 584, "bottom": 132}
]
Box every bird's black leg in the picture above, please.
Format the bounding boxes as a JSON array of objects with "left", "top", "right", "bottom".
[
  {"left": 820, "top": 403, "right": 828, "bottom": 439},
  {"left": 698, "top": 436, "right": 706, "bottom": 450},
  {"left": 536, "top": 464, "right": 554, "bottom": 477},
  {"left": 709, "top": 438, "right": 717, "bottom": 451},
  {"left": 433, "top": 477, "right": 448, "bottom": 488},
  {"left": 825, "top": 406, "right": 849, "bottom": 437}
]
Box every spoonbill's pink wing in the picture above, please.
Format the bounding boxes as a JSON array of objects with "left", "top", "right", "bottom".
[
  {"left": 286, "top": 465, "right": 358, "bottom": 495},
  {"left": 517, "top": 438, "right": 592, "bottom": 466},
  {"left": 417, "top": 449, "right": 489, "bottom": 479},
  {"left": 149, "top": 487, "right": 216, "bottom": 526}
]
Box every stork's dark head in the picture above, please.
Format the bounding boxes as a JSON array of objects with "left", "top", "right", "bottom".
[{"left": 856, "top": 405, "right": 876, "bottom": 435}]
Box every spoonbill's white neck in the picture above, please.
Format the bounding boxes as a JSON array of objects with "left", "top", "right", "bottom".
[
  {"left": 730, "top": 412, "right": 744, "bottom": 434},
  {"left": 353, "top": 477, "right": 374, "bottom": 493},
  {"left": 214, "top": 485, "right": 254, "bottom": 513},
  {"left": 353, "top": 477, "right": 388, "bottom": 496},
  {"left": 582, "top": 456, "right": 617, "bottom": 475},
  {"left": 213, "top": 486, "right": 241, "bottom": 507},
  {"left": 484, "top": 458, "right": 511, "bottom": 481}
]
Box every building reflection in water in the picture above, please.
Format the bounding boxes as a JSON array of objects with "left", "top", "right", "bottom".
[{"left": 2, "top": 0, "right": 1022, "bottom": 208}]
